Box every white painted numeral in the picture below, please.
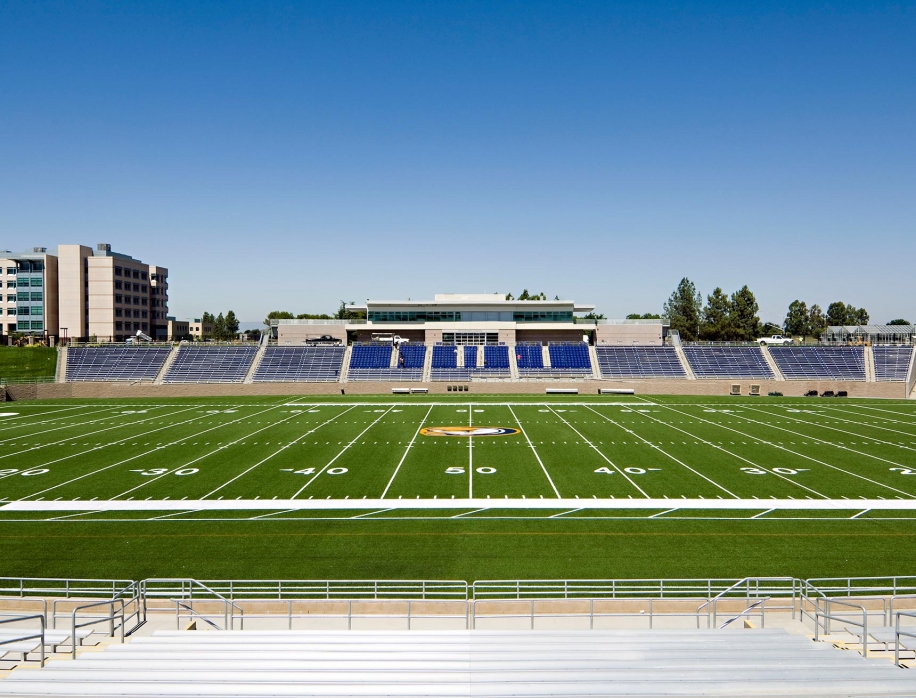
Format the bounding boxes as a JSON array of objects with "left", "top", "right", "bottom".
[
  {"left": 294, "top": 468, "right": 316, "bottom": 475},
  {"left": 740, "top": 467, "right": 767, "bottom": 475},
  {"left": 891, "top": 467, "right": 916, "bottom": 475},
  {"left": 445, "top": 467, "right": 465, "bottom": 474},
  {"left": 624, "top": 467, "right": 646, "bottom": 475},
  {"left": 772, "top": 467, "right": 798, "bottom": 475},
  {"left": 130, "top": 468, "right": 169, "bottom": 477},
  {"left": 327, "top": 467, "right": 348, "bottom": 475},
  {"left": 20, "top": 469, "right": 48, "bottom": 476},
  {"left": 174, "top": 468, "right": 198, "bottom": 476},
  {"left": 476, "top": 467, "right": 496, "bottom": 474},
  {"left": 594, "top": 467, "right": 615, "bottom": 475}
]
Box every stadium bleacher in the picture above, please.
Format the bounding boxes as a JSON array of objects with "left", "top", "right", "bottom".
[
  {"left": 546, "top": 342, "right": 593, "bottom": 376},
  {"left": 2, "top": 627, "right": 914, "bottom": 697},
  {"left": 65, "top": 347, "right": 172, "bottom": 382},
  {"left": 348, "top": 343, "right": 422, "bottom": 382},
  {"left": 595, "top": 346, "right": 687, "bottom": 378},
  {"left": 682, "top": 346, "right": 775, "bottom": 379},
  {"left": 770, "top": 346, "right": 866, "bottom": 380},
  {"left": 162, "top": 346, "right": 257, "bottom": 383},
  {"left": 252, "top": 346, "right": 345, "bottom": 382},
  {"left": 515, "top": 343, "right": 544, "bottom": 371},
  {"left": 464, "top": 345, "right": 478, "bottom": 368},
  {"left": 476, "top": 344, "right": 510, "bottom": 377},
  {"left": 430, "top": 344, "right": 470, "bottom": 382},
  {"left": 874, "top": 346, "right": 914, "bottom": 382}
]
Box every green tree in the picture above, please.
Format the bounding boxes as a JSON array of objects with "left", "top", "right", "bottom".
[
  {"left": 848, "top": 306, "right": 869, "bottom": 325},
  {"left": 213, "top": 312, "right": 227, "bottom": 340},
  {"left": 663, "top": 278, "right": 702, "bottom": 341},
  {"left": 888, "top": 318, "right": 911, "bottom": 325},
  {"left": 263, "top": 310, "right": 294, "bottom": 328},
  {"left": 700, "top": 287, "right": 731, "bottom": 341},
  {"left": 825, "top": 302, "right": 848, "bottom": 327},
  {"left": 201, "top": 311, "right": 214, "bottom": 324},
  {"left": 626, "top": 313, "right": 662, "bottom": 320},
  {"left": 808, "top": 304, "right": 827, "bottom": 337},
  {"left": 225, "top": 310, "right": 240, "bottom": 339},
  {"left": 783, "top": 300, "right": 810, "bottom": 337},
  {"left": 581, "top": 312, "right": 606, "bottom": 320},
  {"left": 728, "top": 285, "right": 761, "bottom": 341}
]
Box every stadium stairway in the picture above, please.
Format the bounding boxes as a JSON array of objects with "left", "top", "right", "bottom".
[
  {"left": 864, "top": 345, "right": 876, "bottom": 382},
  {"left": 338, "top": 345, "right": 352, "bottom": 383},
  {"left": 541, "top": 344, "right": 551, "bottom": 368},
  {"left": 2, "top": 627, "right": 916, "bottom": 697},
  {"left": 673, "top": 344, "right": 697, "bottom": 379},
  {"left": 588, "top": 344, "right": 600, "bottom": 379},
  {"left": 152, "top": 346, "right": 180, "bottom": 385},
  {"left": 422, "top": 344, "right": 433, "bottom": 382},
  {"left": 54, "top": 347, "right": 67, "bottom": 383},
  {"left": 508, "top": 346, "right": 520, "bottom": 379},
  {"left": 759, "top": 345, "right": 786, "bottom": 381},
  {"left": 243, "top": 345, "right": 268, "bottom": 384}
]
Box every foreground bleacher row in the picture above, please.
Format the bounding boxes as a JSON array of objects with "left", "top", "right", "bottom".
[
  {"left": 63, "top": 344, "right": 915, "bottom": 383},
  {"left": 2, "top": 628, "right": 915, "bottom": 697}
]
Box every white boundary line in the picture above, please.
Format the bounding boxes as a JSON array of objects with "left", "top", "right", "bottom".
[
  {"left": 0, "top": 405, "right": 118, "bottom": 437},
  {"left": 507, "top": 405, "right": 561, "bottom": 498},
  {"left": 380, "top": 405, "right": 435, "bottom": 499},
  {"left": 6, "top": 498, "right": 916, "bottom": 511}
]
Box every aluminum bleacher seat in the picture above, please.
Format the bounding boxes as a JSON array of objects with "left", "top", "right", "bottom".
[
  {"left": 65, "top": 347, "right": 172, "bottom": 382},
  {"left": 682, "top": 346, "right": 775, "bottom": 379},
  {"left": 464, "top": 345, "right": 478, "bottom": 368},
  {"left": 162, "top": 346, "right": 257, "bottom": 383},
  {"left": 348, "top": 343, "right": 422, "bottom": 382},
  {"left": 474, "top": 344, "right": 510, "bottom": 377},
  {"left": 595, "top": 346, "right": 687, "bottom": 378},
  {"left": 874, "top": 346, "right": 914, "bottom": 382},
  {"left": 3, "top": 628, "right": 915, "bottom": 697},
  {"left": 515, "top": 343, "right": 544, "bottom": 371},
  {"left": 545, "top": 342, "right": 593, "bottom": 377},
  {"left": 770, "top": 346, "right": 866, "bottom": 380},
  {"left": 252, "top": 347, "right": 345, "bottom": 382},
  {"left": 430, "top": 345, "right": 470, "bottom": 382}
]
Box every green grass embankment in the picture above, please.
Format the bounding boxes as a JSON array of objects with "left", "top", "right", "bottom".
[{"left": 0, "top": 346, "right": 57, "bottom": 383}]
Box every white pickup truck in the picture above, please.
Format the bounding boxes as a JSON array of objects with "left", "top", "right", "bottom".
[{"left": 757, "top": 334, "right": 794, "bottom": 346}]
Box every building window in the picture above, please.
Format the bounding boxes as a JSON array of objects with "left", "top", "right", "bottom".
[
  {"left": 141, "top": 311, "right": 148, "bottom": 318},
  {"left": 17, "top": 291, "right": 29, "bottom": 302},
  {"left": 133, "top": 310, "right": 140, "bottom": 318},
  {"left": 30, "top": 306, "right": 43, "bottom": 316},
  {"left": 115, "top": 294, "right": 122, "bottom": 303},
  {"left": 133, "top": 296, "right": 140, "bottom": 305},
  {"left": 142, "top": 323, "right": 148, "bottom": 330},
  {"left": 6, "top": 282, "right": 14, "bottom": 289},
  {"left": 115, "top": 322, "right": 123, "bottom": 331},
  {"left": 115, "top": 309, "right": 122, "bottom": 317},
  {"left": 6, "top": 295, "right": 14, "bottom": 302},
  {"left": 30, "top": 277, "right": 42, "bottom": 287},
  {"left": 16, "top": 277, "right": 28, "bottom": 287},
  {"left": 30, "top": 292, "right": 42, "bottom": 302},
  {"left": 132, "top": 270, "right": 139, "bottom": 279},
  {"left": 141, "top": 272, "right": 147, "bottom": 280},
  {"left": 140, "top": 285, "right": 147, "bottom": 293},
  {"left": 115, "top": 281, "right": 122, "bottom": 290},
  {"left": 30, "top": 320, "right": 43, "bottom": 331},
  {"left": 7, "top": 308, "right": 16, "bottom": 316},
  {"left": 114, "top": 266, "right": 122, "bottom": 276},
  {"left": 6, "top": 268, "right": 15, "bottom": 275}
]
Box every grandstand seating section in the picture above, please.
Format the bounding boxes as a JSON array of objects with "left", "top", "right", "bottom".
[
  {"left": 430, "top": 344, "right": 469, "bottom": 382},
  {"left": 595, "top": 346, "right": 687, "bottom": 378},
  {"left": 874, "top": 346, "right": 914, "bottom": 382},
  {"left": 682, "top": 346, "right": 774, "bottom": 379},
  {"left": 398, "top": 344, "right": 426, "bottom": 369},
  {"left": 770, "top": 346, "right": 866, "bottom": 380},
  {"left": 252, "top": 347, "right": 345, "bottom": 382},
  {"left": 547, "top": 342, "right": 593, "bottom": 375},
  {"left": 515, "top": 343, "right": 544, "bottom": 370},
  {"left": 65, "top": 347, "right": 171, "bottom": 382},
  {"left": 162, "top": 346, "right": 258, "bottom": 383},
  {"left": 3, "top": 627, "right": 915, "bottom": 697},
  {"left": 348, "top": 343, "right": 422, "bottom": 382},
  {"left": 478, "top": 344, "right": 510, "bottom": 376},
  {"left": 464, "top": 345, "right": 479, "bottom": 368}
]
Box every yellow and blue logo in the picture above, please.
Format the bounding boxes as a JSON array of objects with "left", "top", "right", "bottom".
[{"left": 420, "top": 426, "right": 520, "bottom": 437}]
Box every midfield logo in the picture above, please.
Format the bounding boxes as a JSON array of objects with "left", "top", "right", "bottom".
[{"left": 419, "top": 426, "right": 520, "bottom": 437}]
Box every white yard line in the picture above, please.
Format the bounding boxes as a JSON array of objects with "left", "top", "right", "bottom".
[
  {"left": 850, "top": 509, "right": 871, "bottom": 519},
  {"left": 583, "top": 405, "right": 740, "bottom": 499},
  {"left": 546, "top": 406, "right": 649, "bottom": 498},
  {"left": 44, "top": 510, "right": 105, "bottom": 521},
  {"left": 248, "top": 509, "right": 298, "bottom": 520},
  {"left": 148, "top": 510, "right": 203, "bottom": 520},
  {"left": 18, "top": 403, "right": 294, "bottom": 501},
  {"left": 653, "top": 403, "right": 916, "bottom": 499},
  {"left": 350, "top": 509, "right": 395, "bottom": 519},
  {"left": 290, "top": 407, "right": 396, "bottom": 499},
  {"left": 201, "top": 406, "right": 357, "bottom": 499},
  {"left": 648, "top": 508, "right": 677, "bottom": 518},
  {"left": 741, "top": 404, "right": 916, "bottom": 450},
  {"left": 0, "top": 405, "right": 202, "bottom": 465},
  {"left": 0, "top": 405, "right": 206, "bottom": 484},
  {"left": 452, "top": 508, "right": 488, "bottom": 518},
  {"left": 750, "top": 509, "right": 774, "bottom": 519},
  {"left": 591, "top": 403, "right": 829, "bottom": 499},
  {"left": 549, "top": 509, "right": 581, "bottom": 518},
  {"left": 0, "top": 405, "right": 118, "bottom": 437},
  {"left": 507, "top": 405, "right": 561, "bottom": 498},
  {"left": 468, "top": 402, "right": 473, "bottom": 499},
  {"left": 380, "top": 405, "right": 435, "bottom": 499}
]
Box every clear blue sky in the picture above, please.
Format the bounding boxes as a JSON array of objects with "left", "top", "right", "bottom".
[{"left": 2, "top": 1, "right": 914, "bottom": 326}]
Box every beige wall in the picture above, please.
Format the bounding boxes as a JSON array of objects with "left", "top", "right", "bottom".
[
  {"left": 277, "top": 324, "right": 347, "bottom": 345},
  {"left": 87, "top": 256, "right": 116, "bottom": 340},
  {"left": 516, "top": 329, "right": 591, "bottom": 344},
  {"left": 7, "top": 378, "right": 907, "bottom": 400},
  {"left": 595, "top": 324, "right": 665, "bottom": 346},
  {"left": 355, "top": 329, "right": 425, "bottom": 343},
  {"left": 43, "top": 255, "right": 59, "bottom": 336},
  {"left": 57, "top": 245, "right": 92, "bottom": 339}
]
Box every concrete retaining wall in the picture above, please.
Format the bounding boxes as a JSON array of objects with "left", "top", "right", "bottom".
[{"left": 5, "top": 378, "right": 907, "bottom": 401}]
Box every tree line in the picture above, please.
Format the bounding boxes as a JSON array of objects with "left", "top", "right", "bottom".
[{"left": 200, "top": 310, "right": 240, "bottom": 340}]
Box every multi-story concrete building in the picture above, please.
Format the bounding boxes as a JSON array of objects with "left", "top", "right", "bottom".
[
  {"left": 0, "top": 248, "right": 59, "bottom": 339},
  {"left": 0, "top": 243, "right": 169, "bottom": 343},
  {"left": 274, "top": 293, "right": 669, "bottom": 346},
  {"left": 189, "top": 318, "right": 213, "bottom": 339}
]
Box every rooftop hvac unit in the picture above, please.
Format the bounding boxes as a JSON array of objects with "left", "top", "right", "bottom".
[{"left": 97, "top": 243, "right": 111, "bottom": 252}]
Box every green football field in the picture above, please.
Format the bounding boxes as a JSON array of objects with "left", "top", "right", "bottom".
[{"left": 1, "top": 393, "right": 916, "bottom": 581}]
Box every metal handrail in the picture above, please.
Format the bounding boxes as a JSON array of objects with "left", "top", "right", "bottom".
[
  {"left": 144, "top": 579, "right": 243, "bottom": 630},
  {"left": 227, "top": 599, "right": 470, "bottom": 630},
  {"left": 175, "top": 601, "right": 223, "bottom": 630},
  {"left": 0, "top": 614, "right": 45, "bottom": 667},
  {"left": 70, "top": 598, "right": 124, "bottom": 659},
  {"left": 718, "top": 598, "right": 769, "bottom": 629},
  {"left": 895, "top": 611, "right": 916, "bottom": 666},
  {"left": 813, "top": 597, "right": 869, "bottom": 657}
]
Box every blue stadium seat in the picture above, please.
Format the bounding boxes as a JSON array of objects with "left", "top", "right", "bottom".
[
  {"left": 595, "top": 346, "right": 686, "bottom": 378},
  {"left": 163, "top": 346, "right": 258, "bottom": 383},
  {"left": 252, "top": 347, "right": 345, "bottom": 382},
  {"left": 348, "top": 343, "right": 423, "bottom": 382},
  {"left": 769, "top": 347, "right": 865, "bottom": 380},
  {"left": 873, "top": 346, "right": 914, "bottom": 382},
  {"left": 66, "top": 347, "right": 172, "bottom": 382},
  {"left": 683, "top": 346, "right": 774, "bottom": 379}
]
